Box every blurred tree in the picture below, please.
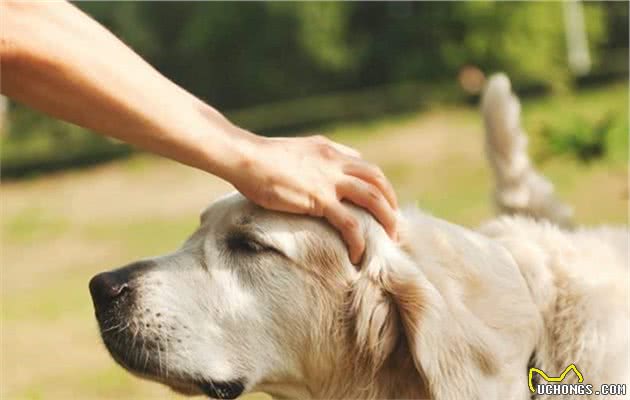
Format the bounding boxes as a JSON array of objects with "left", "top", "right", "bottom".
[{"left": 70, "top": 1, "right": 616, "bottom": 105}]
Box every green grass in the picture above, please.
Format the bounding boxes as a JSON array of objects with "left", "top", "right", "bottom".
[
  {"left": 2, "top": 273, "right": 90, "bottom": 321},
  {"left": 4, "top": 207, "right": 71, "bottom": 244},
  {"left": 82, "top": 216, "right": 197, "bottom": 255}
]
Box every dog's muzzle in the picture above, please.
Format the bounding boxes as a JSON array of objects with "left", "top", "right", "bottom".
[{"left": 88, "top": 261, "right": 156, "bottom": 372}]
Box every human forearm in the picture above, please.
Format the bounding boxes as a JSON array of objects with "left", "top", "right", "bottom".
[
  {"left": 0, "top": 0, "right": 249, "bottom": 178},
  {"left": 0, "top": 0, "right": 399, "bottom": 263}
]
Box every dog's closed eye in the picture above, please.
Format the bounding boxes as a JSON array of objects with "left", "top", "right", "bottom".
[
  {"left": 226, "top": 232, "right": 282, "bottom": 256},
  {"left": 227, "top": 233, "right": 265, "bottom": 253}
]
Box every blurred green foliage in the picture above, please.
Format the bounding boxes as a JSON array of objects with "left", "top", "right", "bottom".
[
  {"left": 2, "top": 1, "right": 628, "bottom": 178},
  {"left": 539, "top": 116, "right": 614, "bottom": 163},
  {"left": 73, "top": 1, "right": 625, "bottom": 107},
  {"left": 2, "top": 106, "right": 132, "bottom": 178},
  {"left": 537, "top": 114, "right": 629, "bottom": 163}
]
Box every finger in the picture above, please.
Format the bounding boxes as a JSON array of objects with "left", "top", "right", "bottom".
[
  {"left": 323, "top": 202, "right": 365, "bottom": 265},
  {"left": 337, "top": 177, "right": 397, "bottom": 241},
  {"left": 343, "top": 161, "right": 398, "bottom": 210}
]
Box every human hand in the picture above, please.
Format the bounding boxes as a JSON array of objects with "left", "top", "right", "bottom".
[{"left": 226, "top": 133, "right": 398, "bottom": 264}]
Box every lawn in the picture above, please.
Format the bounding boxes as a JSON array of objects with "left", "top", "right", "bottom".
[{"left": 1, "top": 81, "right": 627, "bottom": 399}]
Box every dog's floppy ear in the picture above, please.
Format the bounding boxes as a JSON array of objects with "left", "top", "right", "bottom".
[
  {"left": 382, "top": 259, "right": 494, "bottom": 400},
  {"left": 379, "top": 215, "right": 540, "bottom": 400},
  {"left": 348, "top": 214, "right": 538, "bottom": 399},
  {"left": 347, "top": 222, "right": 427, "bottom": 373},
  {"left": 348, "top": 251, "right": 402, "bottom": 370}
]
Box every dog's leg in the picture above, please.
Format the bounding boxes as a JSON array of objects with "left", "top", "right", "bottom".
[{"left": 481, "top": 74, "right": 573, "bottom": 228}]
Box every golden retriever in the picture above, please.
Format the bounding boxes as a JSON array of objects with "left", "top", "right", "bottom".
[{"left": 89, "top": 75, "right": 628, "bottom": 399}]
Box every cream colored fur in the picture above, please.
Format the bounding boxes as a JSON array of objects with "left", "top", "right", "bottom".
[
  {"left": 91, "top": 75, "right": 628, "bottom": 400},
  {"left": 481, "top": 73, "right": 574, "bottom": 228}
]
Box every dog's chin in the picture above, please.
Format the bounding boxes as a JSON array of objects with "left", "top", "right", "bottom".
[
  {"left": 154, "top": 376, "right": 245, "bottom": 399},
  {"left": 102, "top": 347, "right": 245, "bottom": 398},
  {"left": 167, "top": 382, "right": 202, "bottom": 396},
  {"left": 99, "top": 332, "right": 245, "bottom": 399},
  {"left": 115, "top": 358, "right": 246, "bottom": 399},
  {"left": 194, "top": 380, "right": 246, "bottom": 399},
  {"left": 97, "top": 329, "right": 246, "bottom": 398}
]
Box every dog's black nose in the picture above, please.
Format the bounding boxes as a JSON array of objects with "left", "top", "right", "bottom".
[{"left": 89, "top": 271, "right": 129, "bottom": 309}]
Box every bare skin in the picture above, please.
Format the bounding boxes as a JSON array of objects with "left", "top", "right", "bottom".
[{"left": 0, "top": 0, "right": 397, "bottom": 263}]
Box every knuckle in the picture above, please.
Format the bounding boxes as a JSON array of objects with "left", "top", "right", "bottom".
[
  {"left": 375, "top": 175, "right": 393, "bottom": 198},
  {"left": 384, "top": 210, "right": 397, "bottom": 228},
  {"left": 342, "top": 215, "right": 359, "bottom": 231},
  {"left": 319, "top": 143, "right": 337, "bottom": 160},
  {"left": 373, "top": 166, "right": 386, "bottom": 181},
  {"left": 366, "top": 184, "right": 381, "bottom": 202},
  {"left": 260, "top": 185, "right": 279, "bottom": 206},
  {"left": 309, "top": 193, "right": 328, "bottom": 217},
  {"left": 312, "top": 134, "right": 328, "bottom": 144}
]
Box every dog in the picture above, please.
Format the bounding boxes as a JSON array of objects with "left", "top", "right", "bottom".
[{"left": 89, "top": 75, "right": 628, "bottom": 399}]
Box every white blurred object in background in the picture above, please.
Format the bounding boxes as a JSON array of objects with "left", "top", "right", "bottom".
[{"left": 563, "top": 0, "right": 591, "bottom": 76}]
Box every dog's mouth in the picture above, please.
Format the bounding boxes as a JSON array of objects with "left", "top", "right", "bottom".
[
  {"left": 98, "top": 324, "right": 245, "bottom": 398},
  {"left": 93, "top": 303, "right": 176, "bottom": 386},
  {"left": 89, "top": 268, "right": 247, "bottom": 399},
  {"left": 94, "top": 306, "right": 246, "bottom": 399}
]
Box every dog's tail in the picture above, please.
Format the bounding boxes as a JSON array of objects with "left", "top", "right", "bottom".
[{"left": 481, "top": 73, "right": 573, "bottom": 227}]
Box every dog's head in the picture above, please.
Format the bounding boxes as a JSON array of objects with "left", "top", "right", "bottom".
[{"left": 89, "top": 192, "right": 537, "bottom": 399}]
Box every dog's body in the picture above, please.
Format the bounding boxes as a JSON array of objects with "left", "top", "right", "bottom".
[{"left": 89, "top": 76, "right": 628, "bottom": 399}]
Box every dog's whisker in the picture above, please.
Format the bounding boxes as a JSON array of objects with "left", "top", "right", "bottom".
[
  {"left": 164, "top": 345, "right": 169, "bottom": 379},
  {"left": 101, "top": 322, "right": 123, "bottom": 333},
  {"left": 156, "top": 345, "right": 162, "bottom": 378},
  {"left": 116, "top": 322, "right": 130, "bottom": 334},
  {"left": 130, "top": 323, "right": 140, "bottom": 350},
  {"left": 142, "top": 341, "right": 150, "bottom": 372}
]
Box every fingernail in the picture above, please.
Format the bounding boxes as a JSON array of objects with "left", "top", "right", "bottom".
[
  {"left": 351, "top": 250, "right": 363, "bottom": 266},
  {"left": 351, "top": 254, "right": 359, "bottom": 265}
]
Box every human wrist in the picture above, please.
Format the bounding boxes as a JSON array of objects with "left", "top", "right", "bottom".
[{"left": 199, "top": 120, "right": 265, "bottom": 186}]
